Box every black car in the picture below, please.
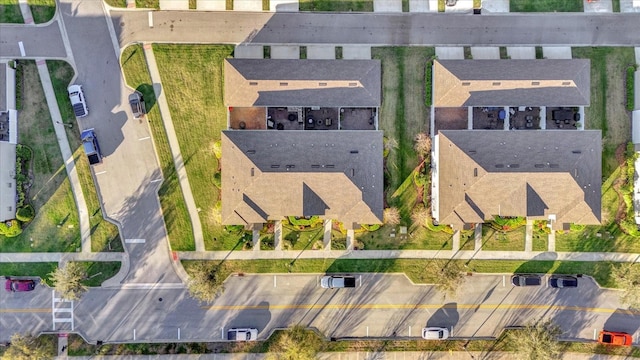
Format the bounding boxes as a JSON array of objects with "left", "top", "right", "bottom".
[
  {"left": 549, "top": 276, "right": 578, "bottom": 288},
  {"left": 128, "top": 91, "right": 146, "bottom": 119},
  {"left": 511, "top": 274, "right": 542, "bottom": 287}
]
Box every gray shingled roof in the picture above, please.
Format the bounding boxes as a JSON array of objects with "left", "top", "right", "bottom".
[
  {"left": 434, "top": 59, "right": 591, "bottom": 107},
  {"left": 224, "top": 59, "right": 381, "bottom": 107},
  {"left": 221, "top": 130, "right": 383, "bottom": 227},
  {"left": 436, "top": 130, "right": 601, "bottom": 229}
]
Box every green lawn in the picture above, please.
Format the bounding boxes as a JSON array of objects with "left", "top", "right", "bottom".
[
  {"left": 572, "top": 47, "right": 635, "bottom": 179},
  {"left": 482, "top": 225, "right": 526, "bottom": 251},
  {"left": 27, "top": 0, "right": 55, "bottom": 23},
  {"left": 104, "top": 0, "right": 127, "bottom": 7},
  {"left": 135, "top": 0, "right": 158, "bottom": 8},
  {"left": 153, "top": 44, "right": 248, "bottom": 251},
  {"left": 47, "top": 60, "right": 123, "bottom": 252},
  {"left": 80, "top": 261, "right": 122, "bottom": 286},
  {"left": 0, "top": 0, "right": 24, "bottom": 23},
  {"left": 120, "top": 45, "right": 195, "bottom": 251},
  {"left": 372, "top": 47, "right": 434, "bottom": 222},
  {"left": 357, "top": 225, "right": 453, "bottom": 250},
  {"left": 184, "top": 259, "right": 635, "bottom": 289},
  {"left": 299, "top": 0, "right": 373, "bottom": 11},
  {"left": 0, "top": 262, "right": 57, "bottom": 284},
  {"left": 510, "top": 0, "right": 583, "bottom": 12},
  {"left": 0, "top": 61, "right": 80, "bottom": 252},
  {"left": 282, "top": 225, "right": 324, "bottom": 250}
]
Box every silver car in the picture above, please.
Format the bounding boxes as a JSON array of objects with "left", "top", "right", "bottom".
[{"left": 422, "top": 327, "right": 450, "bottom": 340}]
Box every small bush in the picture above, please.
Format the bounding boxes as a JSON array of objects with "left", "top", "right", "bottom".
[
  {"left": 287, "top": 216, "right": 322, "bottom": 228},
  {"left": 212, "top": 140, "right": 222, "bottom": 159},
  {"left": 16, "top": 204, "right": 35, "bottom": 222},
  {"left": 0, "top": 220, "right": 23, "bottom": 237},
  {"left": 360, "top": 224, "right": 381, "bottom": 232}
]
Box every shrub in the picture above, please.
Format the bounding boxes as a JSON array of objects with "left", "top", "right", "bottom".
[
  {"left": 425, "top": 61, "right": 433, "bottom": 106},
  {"left": 212, "top": 140, "right": 222, "bottom": 159},
  {"left": 360, "top": 224, "right": 381, "bottom": 232},
  {"left": 383, "top": 207, "right": 401, "bottom": 225},
  {"left": 212, "top": 172, "right": 221, "bottom": 189},
  {"left": 491, "top": 216, "right": 526, "bottom": 231},
  {"left": 627, "top": 65, "right": 637, "bottom": 111},
  {"left": 0, "top": 220, "right": 23, "bottom": 237},
  {"left": 16, "top": 205, "right": 35, "bottom": 222},
  {"left": 287, "top": 216, "right": 322, "bottom": 228}
]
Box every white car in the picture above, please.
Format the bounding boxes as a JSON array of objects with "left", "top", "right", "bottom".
[
  {"left": 227, "top": 328, "right": 258, "bottom": 341},
  {"left": 422, "top": 327, "right": 449, "bottom": 340},
  {"left": 68, "top": 84, "right": 88, "bottom": 118}
]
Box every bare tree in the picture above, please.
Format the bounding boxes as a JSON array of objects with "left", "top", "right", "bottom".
[
  {"left": 506, "top": 319, "right": 562, "bottom": 360},
  {"left": 186, "top": 261, "right": 225, "bottom": 303},
  {"left": 49, "top": 262, "right": 87, "bottom": 301},
  {"left": 414, "top": 133, "right": 432, "bottom": 159},
  {"left": 434, "top": 260, "right": 465, "bottom": 297},
  {"left": 2, "top": 333, "right": 55, "bottom": 360},
  {"left": 613, "top": 262, "right": 640, "bottom": 310},
  {"left": 383, "top": 207, "right": 401, "bottom": 225},
  {"left": 265, "top": 325, "right": 322, "bottom": 360}
]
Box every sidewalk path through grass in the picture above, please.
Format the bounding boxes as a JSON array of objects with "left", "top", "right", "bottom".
[{"left": 142, "top": 43, "right": 205, "bottom": 252}]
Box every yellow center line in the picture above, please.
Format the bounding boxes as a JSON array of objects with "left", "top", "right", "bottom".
[
  {"left": 201, "top": 303, "right": 637, "bottom": 314},
  {"left": 0, "top": 308, "right": 51, "bottom": 313}
]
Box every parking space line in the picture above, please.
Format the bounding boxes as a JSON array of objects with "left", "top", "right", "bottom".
[
  {"left": 273, "top": 275, "right": 277, "bottom": 288},
  {"left": 502, "top": 275, "right": 505, "bottom": 287},
  {"left": 125, "top": 238, "right": 146, "bottom": 244},
  {"left": 138, "top": 136, "right": 150, "bottom": 141},
  {"left": 95, "top": 171, "right": 107, "bottom": 175},
  {"left": 150, "top": 179, "right": 162, "bottom": 183}
]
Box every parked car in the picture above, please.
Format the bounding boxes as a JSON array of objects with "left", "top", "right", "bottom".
[
  {"left": 548, "top": 275, "right": 578, "bottom": 288},
  {"left": 227, "top": 328, "right": 258, "bottom": 341},
  {"left": 422, "top": 327, "right": 450, "bottom": 340},
  {"left": 320, "top": 275, "right": 357, "bottom": 289},
  {"left": 598, "top": 330, "right": 632, "bottom": 347},
  {"left": 81, "top": 129, "right": 102, "bottom": 165},
  {"left": 5, "top": 278, "right": 36, "bottom": 292},
  {"left": 128, "top": 91, "right": 146, "bottom": 119},
  {"left": 511, "top": 274, "right": 542, "bottom": 287},
  {"left": 68, "top": 84, "right": 88, "bottom": 118}
]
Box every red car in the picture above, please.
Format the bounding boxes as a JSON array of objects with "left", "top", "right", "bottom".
[
  {"left": 4, "top": 278, "right": 36, "bottom": 292},
  {"left": 598, "top": 330, "right": 633, "bottom": 347}
]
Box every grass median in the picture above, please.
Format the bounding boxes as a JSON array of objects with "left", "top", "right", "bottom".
[
  {"left": 183, "top": 259, "right": 632, "bottom": 289},
  {"left": 27, "top": 0, "right": 55, "bottom": 23}
]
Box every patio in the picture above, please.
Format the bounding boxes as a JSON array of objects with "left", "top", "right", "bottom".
[
  {"left": 340, "top": 108, "right": 376, "bottom": 130},
  {"left": 304, "top": 107, "right": 339, "bottom": 130},
  {"left": 267, "top": 107, "right": 303, "bottom": 130},
  {"left": 509, "top": 107, "right": 541, "bottom": 130},
  {"left": 434, "top": 107, "right": 468, "bottom": 133},
  {"left": 229, "top": 107, "right": 267, "bottom": 130},
  {"left": 546, "top": 107, "right": 580, "bottom": 130},
  {"left": 473, "top": 107, "right": 504, "bottom": 130}
]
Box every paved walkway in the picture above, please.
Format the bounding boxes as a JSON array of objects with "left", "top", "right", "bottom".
[
  {"left": 177, "top": 249, "right": 640, "bottom": 262},
  {"left": 142, "top": 43, "right": 205, "bottom": 252},
  {"left": 0, "top": 252, "right": 124, "bottom": 262},
  {"left": 56, "top": 352, "right": 635, "bottom": 360}
]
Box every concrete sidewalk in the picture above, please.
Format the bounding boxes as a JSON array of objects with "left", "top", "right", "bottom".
[
  {"left": 142, "top": 43, "right": 205, "bottom": 252},
  {"left": 0, "top": 252, "right": 124, "bottom": 262},
  {"left": 178, "top": 249, "right": 640, "bottom": 263}
]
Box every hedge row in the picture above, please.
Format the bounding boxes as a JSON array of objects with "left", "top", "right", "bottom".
[{"left": 627, "top": 65, "right": 637, "bottom": 111}]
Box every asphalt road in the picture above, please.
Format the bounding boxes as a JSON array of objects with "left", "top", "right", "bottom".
[
  {"left": 1, "top": 275, "right": 637, "bottom": 344},
  {"left": 0, "top": 22, "right": 66, "bottom": 59},
  {"left": 57, "top": 0, "right": 181, "bottom": 284},
  {"left": 112, "top": 11, "right": 640, "bottom": 47}
]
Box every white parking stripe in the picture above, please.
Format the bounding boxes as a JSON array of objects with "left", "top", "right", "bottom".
[
  {"left": 125, "top": 238, "right": 145, "bottom": 244},
  {"left": 18, "top": 41, "right": 25, "bottom": 57},
  {"left": 138, "top": 136, "right": 150, "bottom": 141},
  {"left": 150, "top": 179, "right": 162, "bottom": 183},
  {"left": 95, "top": 171, "right": 107, "bottom": 175}
]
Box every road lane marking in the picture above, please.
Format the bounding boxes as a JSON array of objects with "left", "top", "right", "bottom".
[
  {"left": 125, "top": 238, "right": 146, "bottom": 244},
  {"left": 138, "top": 136, "right": 150, "bottom": 141},
  {"left": 178, "top": 327, "right": 181, "bottom": 340},
  {"left": 274, "top": 275, "right": 277, "bottom": 288},
  {"left": 593, "top": 328, "right": 597, "bottom": 340},
  {"left": 221, "top": 327, "right": 224, "bottom": 339},
  {"left": 408, "top": 326, "right": 411, "bottom": 337},
  {"left": 18, "top": 41, "right": 25, "bottom": 57},
  {"left": 201, "top": 303, "right": 639, "bottom": 314},
  {"left": 150, "top": 179, "right": 163, "bottom": 183},
  {"left": 366, "top": 326, "right": 369, "bottom": 337},
  {"left": 95, "top": 171, "right": 107, "bottom": 175},
  {"left": 148, "top": 11, "right": 153, "bottom": 27},
  {"left": 133, "top": 329, "right": 136, "bottom": 341},
  {"left": 502, "top": 275, "right": 505, "bottom": 287}
]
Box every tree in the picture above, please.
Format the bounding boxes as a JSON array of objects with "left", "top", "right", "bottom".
[
  {"left": 383, "top": 207, "right": 401, "bottom": 225},
  {"left": 411, "top": 205, "right": 430, "bottom": 228},
  {"left": 506, "top": 319, "right": 562, "bottom": 360},
  {"left": 434, "top": 260, "right": 465, "bottom": 297},
  {"left": 414, "top": 132, "right": 432, "bottom": 159},
  {"left": 265, "top": 325, "right": 323, "bottom": 360},
  {"left": 186, "top": 261, "right": 225, "bottom": 303},
  {"left": 2, "top": 333, "right": 55, "bottom": 360},
  {"left": 49, "top": 262, "right": 87, "bottom": 301},
  {"left": 612, "top": 262, "right": 640, "bottom": 310}
]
